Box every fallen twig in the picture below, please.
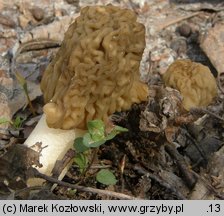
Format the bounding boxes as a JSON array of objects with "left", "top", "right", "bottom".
[
  {"left": 30, "top": 168, "right": 139, "bottom": 200},
  {"left": 157, "top": 12, "right": 201, "bottom": 32},
  {"left": 185, "top": 132, "right": 208, "bottom": 163},
  {"left": 165, "top": 143, "right": 197, "bottom": 189},
  {"left": 190, "top": 107, "right": 224, "bottom": 122}
]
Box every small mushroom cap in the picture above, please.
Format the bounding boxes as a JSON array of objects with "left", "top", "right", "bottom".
[
  {"left": 41, "top": 5, "right": 148, "bottom": 130},
  {"left": 162, "top": 59, "right": 217, "bottom": 111}
]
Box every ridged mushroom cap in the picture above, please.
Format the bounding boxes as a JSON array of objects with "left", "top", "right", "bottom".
[
  {"left": 41, "top": 5, "right": 148, "bottom": 129},
  {"left": 163, "top": 59, "right": 217, "bottom": 111}
]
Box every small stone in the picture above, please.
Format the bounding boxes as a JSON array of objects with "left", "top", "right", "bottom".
[
  {"left": 200, "top": 22, "right": 224, "bottom": 75},
  {"left": 18, "top": 15, "right": 30, "bottom": 29},
  {"left": 31, "top": 7, "right": 44, "bottom": 21},
  {"left": 0, "top": 14, "right": 16, "bottom": 28},
  {"left": 54, "top": 9, "right": 67, "bottom": 17},
  {"left": 170, "top": 38, "right": 187, "bottom": 56},
  {"left": 177, "top": 23, "right": 191, "bottom": 38},
  {"left": 0, "top": 38, "right": 16, "bottom": 53}
]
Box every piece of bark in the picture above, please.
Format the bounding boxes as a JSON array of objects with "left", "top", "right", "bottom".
[{"left": 200, "top": 22, "right": 224, "bottom": 75}]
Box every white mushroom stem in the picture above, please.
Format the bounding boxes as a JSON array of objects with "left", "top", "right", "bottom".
[{"left": 24, "top": 114, "right": 85, "bottom": 186}]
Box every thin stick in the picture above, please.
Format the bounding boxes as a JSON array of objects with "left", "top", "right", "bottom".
[
  {"left": 31, "top": 168, "right": 139, "bottom": 200},
  {"left": 26, "top": 91, "right": 36, "bottom": 115},
  {"left": 83, "top": 148, "right": 99, "bottom": 176},
  {"left": 73, "top": 164, "right": 112, "bottom": 169},
  {"left": 191, "top": 107, "right": 224, "bottom": 122},
  {"left": 158, "top": 12, "right": 201, "bottom": 32},
  {"left": 165, "top": 144, "right": 196, "bottom": 189}
]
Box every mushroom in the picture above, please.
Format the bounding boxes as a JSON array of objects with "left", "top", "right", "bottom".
[
  {"left": 162, "top": 59, "right": 217, "bottom": 111},
  {"left": 25, "top": 5, "right": 148, "bottom": 186}
]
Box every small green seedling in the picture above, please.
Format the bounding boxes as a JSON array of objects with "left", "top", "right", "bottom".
[
  {"left": 74, "top": 153, "right": 89, "bottom": 173},
  {"left": 96, "top": 169, "right": 117, "bottom": 185},
  {"left": 12, "top": 116, "right": 25, "bottom": 129},
  {"left": 0, "top": 117, "right": 12, "bottom": 125},
  {"left": 15, "top": 71, "right": 36, "bottom": 115},
  {"left": 0, "top": 116, "right": 25, "bottom": 130},
  {"left": 73, "top": 119, "right": 128, "bottom": 184},
  {"left": 74, "top": 119, "right": 128, "bottom": 152}
]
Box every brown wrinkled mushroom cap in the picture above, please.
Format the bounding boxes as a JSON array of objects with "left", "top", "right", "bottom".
[
  {"left": 41, "top": 5, "right": 148, "bottom": 130},
  {"left": 162, "top": 59, "right": 217, "bottom": 111}
]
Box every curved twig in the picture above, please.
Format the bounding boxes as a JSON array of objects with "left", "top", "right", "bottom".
[{"left": 31, "top": 168, "right": 139, "bottom": 200}]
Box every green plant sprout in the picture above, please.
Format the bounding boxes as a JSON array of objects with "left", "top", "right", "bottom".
[
  {"left": 12, "top": 116, "right": 26, "bottom": 129},
  {"left": 74, "top": 152, "right": 89, "bottom": 174},
  {"left": 73, "top": 119, "right": 128, "bottom": 185},
  {"left": 74, "top": 119, "right": 128, "bottom": 151},
  {"left": 0, "top": 116, "right": 25, "bottom": 130},
  {"left": 0, "top": 117, "right": 11, "bottom": 125},
  {"left": 15, "top": 71, "right": 36, "bottom": 115},
  {"left": 96, "top": 169, "right": 117, "bottom": 185}
]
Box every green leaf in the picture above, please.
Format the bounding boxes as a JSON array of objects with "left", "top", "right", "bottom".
[
  {"left": 67, "top": 188, "right": 77, "bottom": 196},
  {"left": 106, "top": 130, "right": 119, "bottom": 140},
  {"left": 83, "top": 133, "right": 106, "bottom": 148},
  {"left": 114, "top": 125, "right": 129, "bottom": 132},
  {"left": 0, "top": 117, "right": 11, "bottom": 125},
  {"left": 74, "top": 137, "right": 89, "bottom": 153},
  {"left": 15, "top": 71, "right": 36, "bottom": 115},
  {"left": 74, "top": 153, "right": 88, "bottom": 173},
  {"left": 106, "top": 125, "right": 128, "bottom": 141},
  {"left": 96, "top": 169, "right": 117, "bottom": 185},
  {"left": 87, "top": 119, "right": 105, "bottom": 141},
  {"left": 89, "top": 139, "right": 106, "bottom": 148},
  {"left": 78, "top": 121, "right": 128, "bottom": 150},
  {"left": 13, "top": 116, "right": 25, "bottom": 129},
  {"left": 83, "top": 133, "right": 94, "bottom": 147}
]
